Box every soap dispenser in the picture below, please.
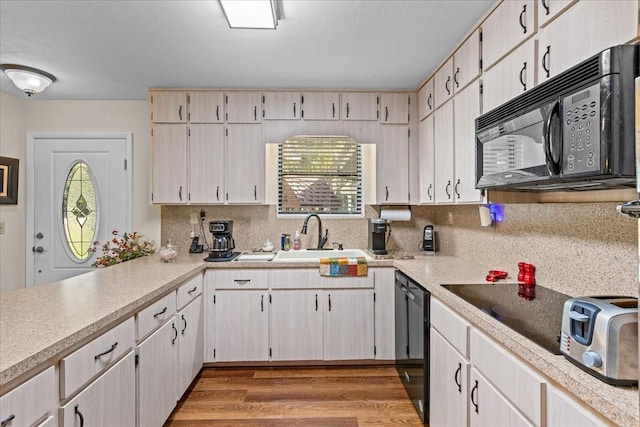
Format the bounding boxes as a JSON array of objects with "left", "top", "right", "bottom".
[{"left": 293, "top": 230, "right": 301, "bottom": 250}]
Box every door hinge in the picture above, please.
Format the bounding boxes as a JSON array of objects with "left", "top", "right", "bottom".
[
  {"left": 301, "top": 95, "right": 304, "bottom": 104},
  {"left": 374, "top": 346, "right": 377, "bottom": 356},
  {"left": 213, "top": 294, "right": 216, "bottom": 304},
  {"left": 150, "top": 95, "right": 153, "bottom": 104},
  {"left": 269, "top": 294, "right": 272, "bottom": 304},
  {"left": 124, "top": 159, "right": 127, "bottom": 170},
  {"left": 479, "top": 59, "right": 483, "bottom": 70},
  {"left": 151, "top": 193, "right": 154, "bottom": 202},
  {"left": 135, "top": 354, "right": 139, "bottom": 366},
  {"left": 480, "top": 82, "right": 484, "bottom": 95},
  {"left": 408, "top": 128, "right": 410, "bottom": 138},
  {"left": 214, "top": 348, "right": 216, "bottom": 359},
  {"left": 151, "top": 128, "right": 153, "bottom": 137},
  {"left": 188, "top": 193, "right": 191, "bottom": 201},
  {"left": 269, "top": 348, "right": 272, "bottom": 358},
  {"left": 225, "top": 128, "right": 228, "bottom": 137},
  {"left": 188, "top": 128, "right": 191, "bottom": 137},
  {"left": 373, "top": 292, "right": 376, "bottom": 303}
]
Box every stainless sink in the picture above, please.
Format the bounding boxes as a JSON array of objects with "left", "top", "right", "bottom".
[
  {"left": 272, "top": 249, "right": 373, "bottom": 262},
  {"left": 441, "top": 283, "right": 571, "bottom": 354}
]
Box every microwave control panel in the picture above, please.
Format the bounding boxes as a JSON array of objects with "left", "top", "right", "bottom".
[{"left": 562, "top": 82, "right": 601, "bottom": 175}]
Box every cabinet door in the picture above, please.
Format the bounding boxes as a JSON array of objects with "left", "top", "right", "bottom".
[
  {"left": 418, "top": 116, "right": 435, "bottom": 204},
  {"left": 433, "top": 100, "right": 454, "bottom": 203},
  {"left": 434, "top": 57, "right": 454, "bottom": 108},
  {"left": 151, "top": 91, "right": 187, "bottom": 123},
  {"left": 537, "top": 0, "right": 639, "bottom": 83},
  {"left": 373, "top": 268, "right": 395, "bottom": 360},
  {"left": 188, "top": 124, "right": 225, "bottom": 204},
  {"left": 137, "top": 317, "right": 178, "bottom": 427},
  {"left": 151, "top": 124, "right": 188, "bottom": 204},
  {"left": 430, "top": 329, "right": 468, "bottom": 427},
  {"left": 177, "top": 295, "right": 204, "bottom": 398},
  {"left": 380, "top": 93, "right": 410, "bottom": 124},
  {"left": 482, "top": 38, "right": 536, "bottom": 113},
  {"left": 376, "top": 126, "right": 410, "bottom": 204},
  {"left": 453, "top": 28, "right": 481, "bottom": 92},
  {"left": 0, "top": 367, "right": 56, "bottom": 427},
  {"left": 270, "top": 290, "right": 323, "bottom": 361},
  {"left": 469, "top": 369, "right": 534, "bottom": 427},
  {"left": 61, "top": 352, "right": 135, "bottom": 427},
  {"left": 546, "top": 384, "right": 608, "bottom": 427},
  {"left": 453, "top": 81, "right": 483, "bottom": 203},
  {"left": 263, "top": 92, "right": 301, "bottom": 120},
  {"left": 189, "top": 91, "right": 224, "bottom": 123},
  {"left": 538, "top": 0, "right": 577, "bottom": 28},
  {"left": 418, "top": 79, "right": 435, "bottom": 120},
  {"left": 225, "top": 124, "right": 264, "bottom": 203},
  {"left": 301, "top": 92, "right": 340, "bottom": 120},
  {"left": 323, "top": 289, "right": 374, "bottom": 360},
  {"left": 482, "top": 0, "right": 536, "bottom": 70},
  {"left": 225, "top": 92, "right": 262, "bottom": 123},
  {"left": 341, "top": 92, "right": 379, "bottom": 121},
  {"left": 214, "top": 290, "right": 269, "bottom": 361}
]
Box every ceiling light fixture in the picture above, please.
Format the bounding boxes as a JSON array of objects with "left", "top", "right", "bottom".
[
  {"left": 219, "top": 0, "right": 281, "bottom": 29},
  {"left": 0, "top": 64, "right": 56, "bottom": 97}
]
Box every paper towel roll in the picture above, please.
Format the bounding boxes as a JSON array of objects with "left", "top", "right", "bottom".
[
  {"left": 479, "top": 205, "right": 492, "bottom": 227},
  {"left": 380, "top": 209, "right": 411, "bottom": 221}
]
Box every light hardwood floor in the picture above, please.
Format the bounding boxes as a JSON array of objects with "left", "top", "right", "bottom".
[{"left": 165, "top": 366, "right": 424, "bottom": 426}]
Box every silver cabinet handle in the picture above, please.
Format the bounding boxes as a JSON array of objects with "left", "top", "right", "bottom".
[{"left": 427, "top": 184, "right": 433, "bottom": 200}]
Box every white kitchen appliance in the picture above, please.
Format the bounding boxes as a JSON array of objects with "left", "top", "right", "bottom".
[{"left": 560, "top": 296, "right": 638, "bottom": 385}]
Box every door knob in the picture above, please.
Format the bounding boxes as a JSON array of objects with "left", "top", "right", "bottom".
[
  {"left": 32, "top": 246, "right": 46, "bottom": 253},
  {"left": 35, "top": 232, "right": 44, "bottom": 239}
]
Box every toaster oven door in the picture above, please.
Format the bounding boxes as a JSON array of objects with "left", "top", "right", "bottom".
[{"left": 476, "top": 102, "right": 562, "bottom": 189}]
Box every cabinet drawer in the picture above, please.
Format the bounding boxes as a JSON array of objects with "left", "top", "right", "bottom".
[
  {"left": 212, "top": 269, "right": 269, "bottom": 289},
  {"left": 430, "top": 298, "right": 470, "bottom": 357},
  {"left": 177, "top": 273, "right": 203, "bottom": 310},
  {"left": 0, "top": 366, "right": 56, "bottom": 427},
  {"left": 137, "top": 292, "right": 177, "bottom": 340},
  {"left": 60, "top": 317, "right": 135, "bottom": 399},
  {"left": 61, "top": 351, "right": 136, "bottom": 427},
  {"left": 470, "top": 329, "right": 544, "bottom": 426},
  {"left": 270, "top": 269, "right": 374, "bottom": 289}
]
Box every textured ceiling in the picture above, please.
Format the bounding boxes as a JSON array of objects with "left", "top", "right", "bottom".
[{"left": 0, "top": 0, "right": 495, "bottom": 100}]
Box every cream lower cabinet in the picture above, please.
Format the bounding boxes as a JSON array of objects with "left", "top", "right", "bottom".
[
  {"left": 176, "top": 295, "right": 204, "bottom": 398},
  {"left": 61, "top": 352, "right": 136, "bottom": 427},
  {"left": 0, "top": 367, "right": 57, "bottom": 427},
  {"left": 137, "top": 316, "right": 179, "bottom": 427},
  {"left": 546, "top": 384, "right": 608, "bottom": 427},
  {"left": 269, "top": 290, "right": 323, "bottom": 361},
  {"left": 323, "top": 289, "right": 375, "bottom": 360}
]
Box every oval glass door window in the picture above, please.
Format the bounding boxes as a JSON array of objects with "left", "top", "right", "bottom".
[{"left": 62, "top": 162, "right": 99, "bottom": 262}]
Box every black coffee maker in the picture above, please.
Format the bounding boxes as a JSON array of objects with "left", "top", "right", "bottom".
[
  {"left": 206, "top": 220, "right": 237, "bottom": 260},
  {"left": 368, "top": 218, "right": 389, "bottom": 255}
]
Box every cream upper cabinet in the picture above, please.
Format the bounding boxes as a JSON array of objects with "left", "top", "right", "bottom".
[
  {"left": 418, "top": 115, "right": 435, "bottom": 204},
  {"left": 418, "top": 79, "right": 435, "bottom": 120},
  {"left": 537, "top": 0, "right": 577, "bottom": 28},
  {"left": 225, "top": 124, "right": 264, "bottom": 203},
  {"left": 453, "top": 81, "right": 483, "bottom": 203},
  {"left": 263, "top": 92, "right": 301, "bottom": 120},
  {"left": 482, "top": 0, "right": 536, "bottom": 71},
  {"left": 453, "top": 28, "right": 482, "bottom": 93},
  {"left": 376, "top": 125, "right": 410, "bottom": 204},
  {"left": 189, "top": 91, "right": 224, "bottom": 123},
  {"left": 150, "top": 91, "right": 188, "bottom": 123},
  {"left": 380, "top": 93, "right": 410, "bottom": 124},
  {"left": 482, "top": 38, "right": 537, "bottom": 112},
  {"left": 434, "top": 57, "right": 455, "bottom": 109},
  {"left": 225, "top": 91, "right": 262, "bottom": 123},
  {"left": 433, "top": 99, "right": 455, "bottom": 202},
  {"left": 151, "top": 124, "right": 188, "bottom": 204},
  {"left": 301, "top": 92, "right": 340, "bottom": 120},
  {"left": 188, "top": 124, "right": 225, "bottom": 204},
  {"left": 341, "top": 92, "right": 379, "bottom": 121},
  {"left": 323, "top": 289, "right": 375, "bottom": 360},
  {"left": 536, "top": 0, "right": 640, "bottom": 83}
]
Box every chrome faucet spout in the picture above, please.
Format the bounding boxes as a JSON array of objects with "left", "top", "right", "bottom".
[{"left": 301, "top": 214, "right": 326, "bottom": 249}]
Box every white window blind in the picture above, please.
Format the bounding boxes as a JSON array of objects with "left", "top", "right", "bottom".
[{"left": 278, "top": 136, "right": 363, "bottom": 216}]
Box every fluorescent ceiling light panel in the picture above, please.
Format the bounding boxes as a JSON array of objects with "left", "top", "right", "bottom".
[{"left": 219, "top": 0, "right": 277, "bottom": 29}]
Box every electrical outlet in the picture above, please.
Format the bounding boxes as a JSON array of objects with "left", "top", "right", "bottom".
[
  {"left": 0, "top": 222, "right": 4, "bottom": 234},
  {"left": 448, "top": 211, "right": 454, "bottom": 224},
  {"left": 200, "top": 210, "right": 206, "bottom": 220},
  {"left": 190, "top": 212, "right": 198, "bottom": 225}
]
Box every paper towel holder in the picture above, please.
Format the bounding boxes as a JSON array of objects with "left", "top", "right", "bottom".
[{"left": 378, "top": 205, "right": 412, "bottom": 222}]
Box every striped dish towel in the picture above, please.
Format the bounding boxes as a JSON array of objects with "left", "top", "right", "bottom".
[{"left": 319, "top": 257, "right": 368, "bottom": 277}]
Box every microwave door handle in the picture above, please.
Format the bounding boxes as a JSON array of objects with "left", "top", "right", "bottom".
[{"left": 544, "top": 101, "right": 562, "bottom": 175}]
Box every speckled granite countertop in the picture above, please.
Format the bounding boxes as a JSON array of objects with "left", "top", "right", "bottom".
[{"left": 0, "top": 252, "right": 636, "bottom": 426}]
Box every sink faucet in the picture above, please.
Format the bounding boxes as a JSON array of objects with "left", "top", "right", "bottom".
[{"left": 301, "top": 213, "right": 328, "bottom": 249}]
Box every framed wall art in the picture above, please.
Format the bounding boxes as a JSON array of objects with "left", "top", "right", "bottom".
[{"left": 0, "top": 156, "right": 19, "bottom": 204}]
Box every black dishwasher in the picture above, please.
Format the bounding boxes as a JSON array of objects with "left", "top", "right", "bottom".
[{"left": 395, "top": 270, "right": 429, "bottom": 424}]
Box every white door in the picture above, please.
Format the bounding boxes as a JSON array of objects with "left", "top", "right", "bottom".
[{"left": 28, "top": 133, "right": 131, "bottom": 286}]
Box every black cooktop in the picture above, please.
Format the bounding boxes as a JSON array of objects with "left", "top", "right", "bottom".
[
  {"left": 441, "top": 283, "right": 571, "bottom": 354},
  {"left": 204, "top": 252, "right": 241, "bottom": 262}
]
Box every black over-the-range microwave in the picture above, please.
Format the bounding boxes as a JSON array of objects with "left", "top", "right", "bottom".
[{"left": 475, "top": 44, "right": 639, "bottom": 191}]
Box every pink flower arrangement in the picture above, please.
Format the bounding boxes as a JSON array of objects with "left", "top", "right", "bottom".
[{"left": 91, "top": 231, "right": 156, "bottom": 267}]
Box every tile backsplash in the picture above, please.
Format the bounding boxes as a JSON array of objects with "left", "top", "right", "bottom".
[{"left": 162, "top": 202, "right": 637, "bottom": 297}]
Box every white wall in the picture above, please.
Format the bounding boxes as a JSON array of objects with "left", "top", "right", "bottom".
[
  {"left": 0, "top": 93, "right": 160, "bottom": 292},
  {"left": 0, "top": 92, "right": 27, "bottom": 293}
]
